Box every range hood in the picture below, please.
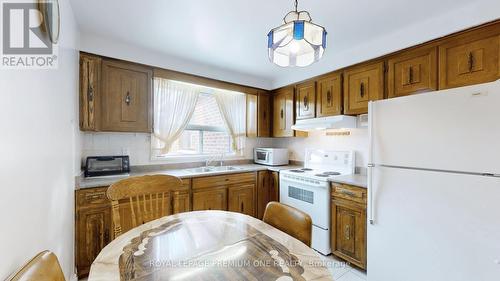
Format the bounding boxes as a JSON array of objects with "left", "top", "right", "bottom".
[{"left": 291, "top": 115, "right": 357, "bottom": 132}]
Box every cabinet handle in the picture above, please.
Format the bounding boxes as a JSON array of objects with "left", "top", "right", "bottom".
[
  {"left": 240, "top": 202, "right": 244, "bottom": 212},
  {"left": 303, "top": 96, "right": 309, "bottom": 110},
  {"left": 104, "top": 229, "right": 110, "bottom": 242},
  {"left": 280, "top": 109, "right": 284, "bottom": 119},
  {"left": 88, "top": 86, "right": 94, "bottom": 102},
  {"left": 344, "top": 225, "right": 351, "bottom": 240},
  {"left": 125, "top": 92, "right": 131, "bottom": 105},
  {"left": 360, "top": 83, "right": 365, "bottom": 98},
  {"left": 326, "top": 90, "right": 332, "bottom": 104},
  {"left": 408, "top": 67, "right": 413, "bottom": 84},
  {"left": 468, "top": 52, "right": 474, "bottom": 72},
  {"left": 339, "top": 189, "right": 356, "bottom": 197},
  {"left": 263, "top": 110, "right": 266, "bottom": 120}
]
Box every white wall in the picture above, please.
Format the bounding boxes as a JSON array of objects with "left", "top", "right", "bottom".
[
  {"left": 0, "top": 1, "right": 79, "bottom": 280},
  {"left": 273, "top": 129, "right": 370, "bottom": 168},
  {"left": 80, "top": 132, "right": 274, "bottom": 167}
]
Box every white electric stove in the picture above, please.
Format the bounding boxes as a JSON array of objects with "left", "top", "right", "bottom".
[{"left": 280, "top": 149, "right": 355, "bottom": 255}]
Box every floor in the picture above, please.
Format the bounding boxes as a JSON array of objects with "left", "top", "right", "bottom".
[{"left": 79, "top": 254, "right": 366, "bottom": 281}]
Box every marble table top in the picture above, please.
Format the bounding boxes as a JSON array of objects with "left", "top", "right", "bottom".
[{"left": 88, "top": 211, "right": 333, "bottom": 281}]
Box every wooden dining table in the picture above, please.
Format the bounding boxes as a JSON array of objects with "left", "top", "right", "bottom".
[{"left": 88, "top": 211, "right": 333, "bottom": 281}]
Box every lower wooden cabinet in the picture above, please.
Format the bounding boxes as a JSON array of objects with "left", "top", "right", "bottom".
[
  {"left": 172, "top": 190, "right": 191, "bottom": 214},
  {"left": 331, "top": 183, "right": 367, "bottom": 269},
  {"left": 257, "top": 171, "right": 279, "bottom": 219},
  {"left": 228, "top": 184, "right": 255, "bottom": 216},
  {"left": 192, "top": 187, "right": 228, "bottom": 211}
]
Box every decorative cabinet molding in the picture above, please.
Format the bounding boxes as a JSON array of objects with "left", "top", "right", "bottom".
[
  {"left": 388, "top": 46, "right": 438, "bottom": 98},
  {"left": 343, "top": 61, "right": 385, "bottom": 115},
  {"left": 79, "top": 54, "right": 101, "bottom": 131}
]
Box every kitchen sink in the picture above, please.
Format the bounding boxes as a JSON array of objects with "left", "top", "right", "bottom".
[
  {"left": 186, "top": 167, "right": 214, "bottom": 173},
  {"left": 185, "top": 166, "right": 243, "bottom": 174},
  {"left": 210, "top": 166, "right": 243, "bottom": 171}
]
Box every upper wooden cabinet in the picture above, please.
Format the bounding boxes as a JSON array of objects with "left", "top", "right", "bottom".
[
  {"left": 257, "top": 92, "right": 271, "bottom": 137},
  {"left": 439, "top": 25, "right": 500, "bottom": 89},
  {"left": 273, "top": 87, "right": 295, "bottom": 137},
  {"left": 246, "top": 94, "right": 258, "bottom": 138},
  {"left": 100, "top": 60, "right": 153, "bottom": 132},
  {"left": 79, "top": 54, "right": 101, "bottom": 131},
  {"left": 387, "top": 46, "right": 438, "bottom": 98},
  {"left": 296, "top": 81, "right": 316, "bottom": 120},
  {"left": 343, "top": 61, "right": 385, "bottom": 115},
  {"left": 316, "top": 73, "right": 343, "bottom": 117}
]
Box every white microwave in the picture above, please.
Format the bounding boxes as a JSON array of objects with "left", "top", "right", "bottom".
[{"left": 254, "top": 148, "right": 289, "bottom": 166}]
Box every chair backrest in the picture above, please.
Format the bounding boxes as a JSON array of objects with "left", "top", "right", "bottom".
[
  {"left": 262, "top": 202, "right": 312, "bottom": 247},
  {"left": 107, "top": 174, "right": 183, "bottom": 237},
  {"left": 7, "top": 251, "right": 65, "bottom": 281}
]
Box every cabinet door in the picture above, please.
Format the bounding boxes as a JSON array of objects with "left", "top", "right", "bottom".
[
  {"left": 246, "top": 94, "right": 258, "bottom": 137},
  {"left": 101, "top": 60, "right": 152, "bottom": 132},
  {"left": 257, "top": 93, "right": 271, "bottom": 137},
  {"left": 192, "top": 187, "right": 227, "bottom": 211},
  {"left": 344, "top": 61, "right": 384, "bottom": 115},
  {"left": 439, "top": 30, "right": 500, "bottom": 89},
  {"left": 317, "top": 73, "right": 342, "bottom": 117},
  {"left": 269, "top": 171, "right": 280, "bottom": 202},
  {"left": 172, "top": 191, "right": 190, "bottom": 214},
  {"left": 228, "top": 184, "right": 256, "bottom": 217},
  {"left": 76, "top": 206, "right": 111, "bottom": 277},
  {"left": 388, "top": 46, "right": 438, "bottom": 98},
  {"left": 296, "top": 81, "right": 316, "bottom": 120},
  {"left": 256, "top": 171, "right": 270, "bottom": 219},
  {"left": 331, "top": 199, "right": 366, "bottom": 269},
  {"left": 273, "top": 87, "right": 295, "bottom": 137},
  {"left": 79, "top": 54, "right": 101, "bottom": 131}
]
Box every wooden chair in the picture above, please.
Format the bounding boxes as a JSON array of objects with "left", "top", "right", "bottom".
[
  {"left": 107, "top": 174, "right": 183, "bottom": 238},
  {"left": 7, "top": 251, "right": 65, "bottom": 281},
  {"left": 262, "top": 202, "right": 313, "bottom": 247}
]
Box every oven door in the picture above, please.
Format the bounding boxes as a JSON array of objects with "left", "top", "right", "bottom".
[{"left": 279, "top": 174, "right": 330, "bottom": 230}]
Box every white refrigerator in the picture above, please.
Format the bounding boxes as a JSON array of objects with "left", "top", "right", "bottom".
[{"left": 367, "top": 80, "right": 500, "bottom": 281}]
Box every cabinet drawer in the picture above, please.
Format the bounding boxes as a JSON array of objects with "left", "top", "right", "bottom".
[
  {"left": 192, "top": 172, "right": 256, "bottom": 190},
  {"left": 439, "top": 27, "right": 500, "bottom": 89},
  {"left": 332, "top": 184, "right": 367, "bottom": 204},
  {"left": 77, "top": 187, "right": 109, "bottom": 207}
]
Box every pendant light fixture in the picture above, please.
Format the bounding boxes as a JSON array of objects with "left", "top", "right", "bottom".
[{"left": 267, "top": 0, "right": 327, "bottom": 67}]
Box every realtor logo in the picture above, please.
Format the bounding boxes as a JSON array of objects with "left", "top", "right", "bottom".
[{"left": 1, "top": 1, "right": 58, "bottom": 69}]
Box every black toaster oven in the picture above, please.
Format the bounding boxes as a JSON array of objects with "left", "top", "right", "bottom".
[{"left": 84, "top": 156, "right": 130, "bottom": 177}]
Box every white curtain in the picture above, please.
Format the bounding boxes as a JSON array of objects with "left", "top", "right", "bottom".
[
  {"left": 214, "top": 90, "right": 247, "bottom": 153},
  {"left": 153, "top": 78, "right": 200, "bottom": 154}
]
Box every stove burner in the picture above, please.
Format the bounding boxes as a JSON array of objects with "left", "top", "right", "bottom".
[
  {"left": 301, "top": 168, "right": 313, "bottom": 171},
  {"left": 322, "top": 171, "right": 341, "bottom": 176},
  {"left": 290, "top": 169, "right": 305, "bottom": 173},
  {"left": 314, "top": 174, "right": 330, "bottom": 177}
]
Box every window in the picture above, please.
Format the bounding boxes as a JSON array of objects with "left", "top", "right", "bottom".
[{"left": 153, "top": 92, "right": 234, "bottom": 157}]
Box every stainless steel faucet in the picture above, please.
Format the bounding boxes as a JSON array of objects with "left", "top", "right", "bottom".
[{"left": 205, "top": 152, "right": 225, "bottom": 167}]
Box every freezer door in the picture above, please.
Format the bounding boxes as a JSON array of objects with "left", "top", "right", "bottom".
[
  {"left": 368, "top": 166, "right": 500, "bottom": 281},
  {"left": 370, "top": 80, "right": 500, "bottom": 175}
]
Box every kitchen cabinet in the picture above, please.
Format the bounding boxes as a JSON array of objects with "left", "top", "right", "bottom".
[
  {"left": 331, "top": 183, "right": 367, "bottom": 269},
  {"left": 246, "top": 94, "right": 258, "bottom": 137},
  {"left": 257, "top": 171, "right": 279, "bottom": 219},
  {"left": 75, "top": 187, "right": 111, "bottom": 278},
  {"left": 257, "top": 92, "right": 271, "bottom": 137},
  {"left": 316, "top": 72, "right": 343, "bottom": 117},
  {"left": 387, "top": 46, "right": 438, "bottom": 98},
  {"left": 192, "top": 187, "right": 227, "bottom": 211},
  {"left": 228, "top": 184, "right": 256, "bottom": 216},
  {"left": 296, "top": 81, "right": 316, "bottom": 120},
  {"left": 172, "top": 190, "right": 191, "bottom": 214},
  {"left": 79, "top": 54, "right": 101, "bottom": 131},
  {"left": 343, "top": 61, "right": 385, "bottom": 115},
  {"left": 272, "top": 87, "right": 295, "bottom": 137},
  {"left": 100, "top": 59, "right": 153, "bottom": 132},
  {"left": 439, "top": 26, "right": 500, "bottom": 89}
]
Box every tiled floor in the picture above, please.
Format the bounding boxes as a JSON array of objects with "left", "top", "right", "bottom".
[
  {"left": 79, "top": 255, "right": 366, "bottom": 281},
  {"left": 319, "top": 253, "right": 367, "bottom": 281}
]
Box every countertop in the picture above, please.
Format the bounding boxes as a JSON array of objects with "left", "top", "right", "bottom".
[
  {"left": 77, "top": 164, "right": 301, "bottom": 189},
  {"left": 329, "top": 174, "right": 367, "bottom": 188}
]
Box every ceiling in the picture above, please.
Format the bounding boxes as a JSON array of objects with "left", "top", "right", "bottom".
[{"left": 69, "top": 0, "right": 499, "bottom": 89}]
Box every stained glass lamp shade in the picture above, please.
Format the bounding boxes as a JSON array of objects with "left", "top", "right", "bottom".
[{"left": 268, "top": 10, "right": 327, "bottom": 67}]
